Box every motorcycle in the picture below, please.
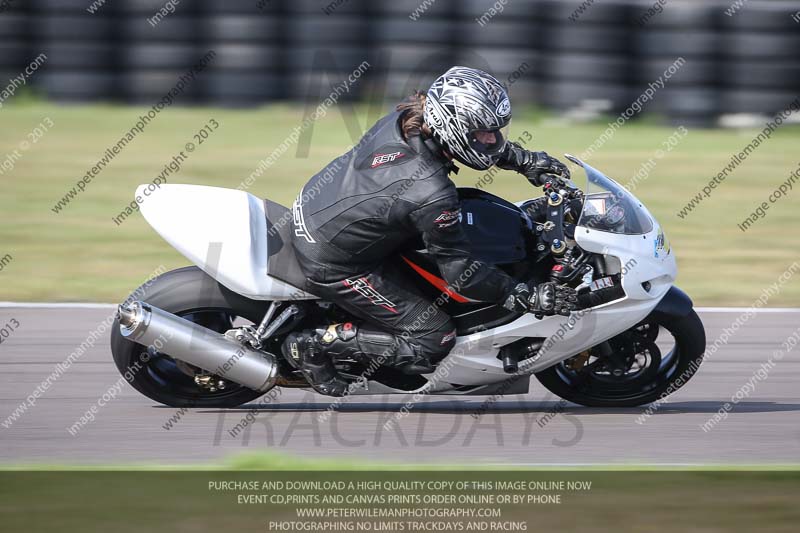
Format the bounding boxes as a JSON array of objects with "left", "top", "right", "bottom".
[{"left": 112, "top": 155, "right": 706, "bottom": 408}]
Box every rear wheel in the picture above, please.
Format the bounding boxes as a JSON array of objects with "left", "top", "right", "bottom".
[
  {"left": 111, "top": 266, "right": 274, "bottom": 408},
  {"left": 535, "top": 309, "right": 706, "bottom": 407}
]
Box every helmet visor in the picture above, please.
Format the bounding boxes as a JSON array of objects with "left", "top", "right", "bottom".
[{"left": 468, "top": 123, "right": 510, "bottom": 156}]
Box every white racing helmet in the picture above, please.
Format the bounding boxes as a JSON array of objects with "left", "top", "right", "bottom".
[{"left": 424, "top": 66, "right": 512, "bottom": 170}]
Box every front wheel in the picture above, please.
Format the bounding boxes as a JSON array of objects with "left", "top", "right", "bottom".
[
  {"left": 535, "top": 309, "right": 706, "bottom": 408},
  {"left": 111, "top": 266, "right": 273, "bottom": 408}
]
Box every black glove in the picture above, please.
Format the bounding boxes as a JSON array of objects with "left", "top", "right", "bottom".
[
  {"left": 496, "top": 142, "right": 570, "bottom": 186},
  {"left": 503, "top": 282, "right": 578, "bottom": 318}
]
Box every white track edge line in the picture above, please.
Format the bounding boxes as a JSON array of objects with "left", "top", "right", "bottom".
[{"left": 0, "top": 302, "right": 798, "bottom": 312}]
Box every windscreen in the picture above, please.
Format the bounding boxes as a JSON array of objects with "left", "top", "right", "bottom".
[{"left": 577, "top": 164, "right": 654, "bottom": 235}]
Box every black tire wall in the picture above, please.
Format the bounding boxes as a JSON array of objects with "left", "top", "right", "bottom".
[{"left": 7, "top": 1, "right": 798, "bottom": 124}]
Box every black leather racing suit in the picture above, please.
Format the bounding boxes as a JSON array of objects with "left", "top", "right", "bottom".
[{"left": 291, "top": 111, "right": 516, "bottom": 367}]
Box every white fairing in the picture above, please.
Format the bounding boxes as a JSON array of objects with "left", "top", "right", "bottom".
[
  {"left": 137, "top": 184, "right": 315, "bottom": 300},
  {"left": 136, "top": 158, "right": 681, "bottom": 395},
  {"left": 413, "top": 158, "right": 678, "bottom": 391},
  {"left": 425, "top": 220, "right": 676, "bottom": 388}
]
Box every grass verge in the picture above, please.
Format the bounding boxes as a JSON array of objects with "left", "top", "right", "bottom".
[{"left": 0, "top": 102, "right": 798, "bottom": 305}]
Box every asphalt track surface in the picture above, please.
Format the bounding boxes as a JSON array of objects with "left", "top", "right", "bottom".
[{"left": 1, "top": 306, "right": 798, "bottom": 466}]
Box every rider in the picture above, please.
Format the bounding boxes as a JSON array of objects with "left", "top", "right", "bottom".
[{"left": 283, "top": 66, "right": 577, "bottom": 396}]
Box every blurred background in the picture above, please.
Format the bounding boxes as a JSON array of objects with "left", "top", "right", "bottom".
[
  {"left": 0, "top": 0, "right": 799, "bottom": 305},
  {"left": 2, "top": 0, "right": 799, "bottom": 125}
]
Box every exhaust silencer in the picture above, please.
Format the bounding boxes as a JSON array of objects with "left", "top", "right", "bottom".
[{"left": 118, "top": 301, "right": 278, "bottom": 392}]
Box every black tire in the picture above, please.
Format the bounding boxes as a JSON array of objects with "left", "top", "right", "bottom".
[
  {"left": 462, "top": 0, "right": 538, "bottom": 20},
  {"left": 201, "top": 0, "right": 281, "bottom": 15},
  {"left": 205, "top": 72, "right": 286, "bottom": 105},
  {"left": 37, "top": 72, "right": 116, "bottom": 102},
  {"left": 116, "top": 0, "right": 200, "bottom": 14},
  {"left": 289, "top": 17, "right": 367, "bottom": 45},
  {"left": 287, "top": 0, "right": 368, "bottom": 15},
  {"left": 119, "top": 71, "right": 203, "bottom": 103},
  {"left": 455, "top": 47, "right": 536, "bottom": 78},
  {"left": 0, "top": 43, "right": 28, "bottom": 68},
  {"left": 121, "top": 16, "right": 198, "bottom": 42},
  {"left": 209, "top": 44, "right": 283, "bottom": 70},
  {"left": 110, "top": 266, "right": 273, "bottom": 408},
  {"left": 720, "top": 88, "right": 799, "bottom": 115},
  {"left": 540, "top": 0, "right": 629, "bottom": 24},
  {"left": 39, "top": 42, "right": 116, "bottom": 70},
  {"left": 0, "top": 16, "right": 28, "bottom": 40},
  {"left": 542, "top": 26, "right": 631, "bottom": 55},
  {"left": 540, "top": 80, "right": 632, "bottom": 113},
  {"left": 535, "top": 309, "right": 706, "bottom": 408},
  {"left": 33, "top": 16, "right": 113, "bottom": 40},
  {"left": 203, "top": 15, "right": 283, "bottom": 43},
  {"left": 543, "top": 53, "right": 629, "bottom": 83},
  {"left": 636, "top": 30, "right": 718, "bottom": 57},
  {"left": 722, "top": 32, "right": 800, "bottom": 60},
  {"left": 460, "top": 21, "right": 533, "bottom": 47},
  {"left": 376, "top": 0, "right": 453, "bottom": 17},
  {"left": 121, "top": 44, "right": 199, "bottom": 69}
]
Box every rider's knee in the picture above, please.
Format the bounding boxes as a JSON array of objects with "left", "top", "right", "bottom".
[{"left": 416, "top": 319, "right": 457, "bottom": 361}]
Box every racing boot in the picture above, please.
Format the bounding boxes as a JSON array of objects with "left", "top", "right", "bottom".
[
  {"left": 312, "top": 322, "right": 436, "bottom": 374},
  {"left": 281, "top": 329, "right": 349, "bottom": 397},
  {"left": 282, "top": 322, "right": 434, "bottom": 389}
]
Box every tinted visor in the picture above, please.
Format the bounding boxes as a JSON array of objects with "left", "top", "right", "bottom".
[{"left": 468, "top": 123, "right": 510, "bottom": 156}]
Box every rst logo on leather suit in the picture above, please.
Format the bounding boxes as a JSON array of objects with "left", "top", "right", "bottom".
[
  {"left": 434, "top": 208, "right": 461, "bottom": 228},
  {"left": 343, "top": 277, "right": 398, "bottom": 313},
  {"left": 292, "top": 196, "right": 315, "bottom": 243},
  {"left": 371, "top": 151, "right": 405, "bottom": 168}
]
